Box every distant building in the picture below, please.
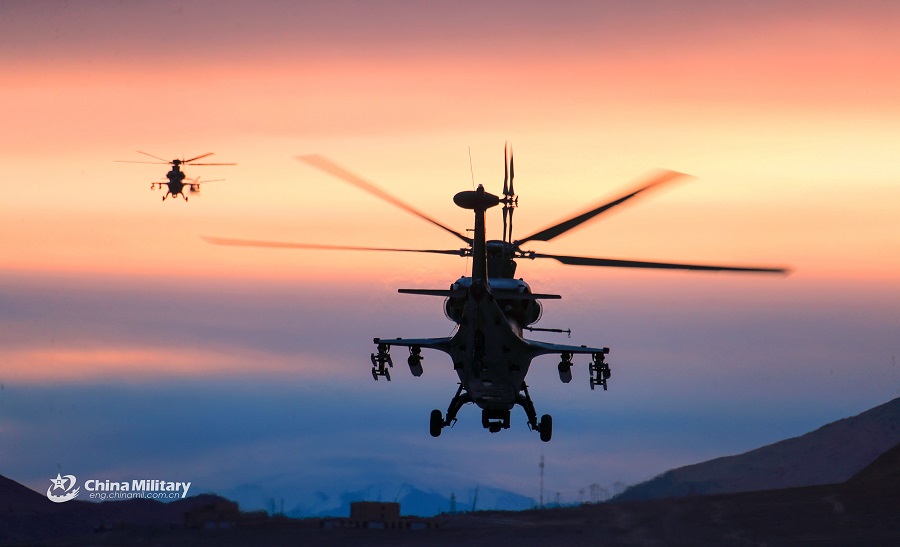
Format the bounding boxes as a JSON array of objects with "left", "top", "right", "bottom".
[
  {"left": 184, "top": 499, "right": 240, "bottom": 529},
  {"left": 183, "top": 498, "right": 439, "bottom": 531},
  {"left": 345, "top": 501, "right": 438, "bottom": 530},
  {"left": 350, "top": 501, "right": 400, "bottom": 528}
]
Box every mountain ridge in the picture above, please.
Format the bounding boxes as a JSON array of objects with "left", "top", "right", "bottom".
[{"left": 616, "top": 396, "right": 900, "bottom": 501}]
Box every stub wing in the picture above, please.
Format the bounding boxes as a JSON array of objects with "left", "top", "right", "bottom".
[
  {"left": 524, "top": 339, "right": 609, "bottom": 358},
  {"left": 525, "top": 338, "right": 612, "bottom": 390},
  {"left": 370, "top": 336, "right": 453, "bottom": 380},
  {"left": 373, "top": 336, "right": 453, "bottom": 353}
]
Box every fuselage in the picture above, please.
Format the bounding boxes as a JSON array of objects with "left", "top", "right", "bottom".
[
  {"left": 166, "top": 168, "right": 185, "bottom": 194},
  {"left": 443, "top": 190, "right": 545, "bottom": 411},
  {"left": 442, "top": 275, "right": 543, "bottom": 411}
]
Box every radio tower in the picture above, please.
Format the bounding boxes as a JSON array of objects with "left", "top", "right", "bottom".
[{"left": 539, "top": 455, "right": 545, "bottom": 509}]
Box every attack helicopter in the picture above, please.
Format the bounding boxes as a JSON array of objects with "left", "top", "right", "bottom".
[
  {"left": 117, "top": 152, "right": 235, "bottom": 201},
  {"left": 205, "top": 148, "right": 788, "bottom": 442},
  {"left": 150, "top": 175, "right": 225, "bottom": 199}
]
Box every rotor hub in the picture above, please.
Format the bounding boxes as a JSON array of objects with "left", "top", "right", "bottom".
[{"left": 453, "top": 186, "right": 500, "bottom": 211}]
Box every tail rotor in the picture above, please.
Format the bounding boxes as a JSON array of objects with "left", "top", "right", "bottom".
[{"left": 501, "top": 143, "right": 519, "bottom": 245}]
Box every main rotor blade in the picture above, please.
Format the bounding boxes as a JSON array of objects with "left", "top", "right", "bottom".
[
  {"left": 184, "top": 153, "right": 215, "bottom": 163},
  {"left": 515, "top": 169, "right": 689, "bottom": 245},
  {"left": 187, "top": 162, "right": 237, "bottom": 166},
  {"left": 532, "top": 252, "right": 790, "bottom": 274},
  {"left": 137, "top": 151, "right": 171, "bottom": 163},
  {"left": 502, "top": 206, "right": 509, "bottom": 243},
  {"left": 202, "top": 236, "right": 466, "bottom": 256},
  {"left": 509, "top": 148, "right": 515, "bottom": 196},
  {"left": 115, "top": 160, "right": 170, "bottom": 165},
  {"left": 298, "top": 154, "right": 471, "bottom": 245},
  {"left": 503, "top": 145, "right": 509, "bottom": 195}
]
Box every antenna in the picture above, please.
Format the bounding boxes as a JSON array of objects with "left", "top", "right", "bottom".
[
  {"left": 467, "top": 146, "right": 475, "bottom": 189},
  {"left": 539, "top": 454, "right": 545, "bottom": 509}
]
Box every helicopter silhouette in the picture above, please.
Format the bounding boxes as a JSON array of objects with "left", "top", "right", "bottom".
[
  {"left": 205, "top": 147, "right": 788, "bottom": 442},
  {"left": 117, "top": 152, "right": 235, "bottom": 201}
]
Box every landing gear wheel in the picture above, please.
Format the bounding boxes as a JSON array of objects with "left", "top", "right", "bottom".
[
  {"left": 539, "top": 414, "right": 552, "bottom": 442},
  {"left": 430, "top": 409, "right": 443, "bottom": 438}
]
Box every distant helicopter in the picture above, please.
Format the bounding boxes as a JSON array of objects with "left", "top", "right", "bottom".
[
  {"left": 205, "top": 148, "right": 788, "bottom": 442},
  {"left": 117, "top": 152, "right": 235, "bottom": 201},
  {"left": 150, "top": 175, "right": 225, "bottom": 199}
]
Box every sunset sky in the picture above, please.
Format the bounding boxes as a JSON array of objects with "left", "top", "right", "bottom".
[{"left": 2, "top": 1, "right": 899, "bottom": 510}]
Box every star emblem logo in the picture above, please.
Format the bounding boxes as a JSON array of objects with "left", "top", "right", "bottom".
[
  {"left": 46, "top": 473, "right": 79, "bottom": 503},
  {"left": 50, "top": 473, "right": 70, "bottom": 490}
]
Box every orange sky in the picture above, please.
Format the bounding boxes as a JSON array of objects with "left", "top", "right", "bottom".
[{"left": 2, "top": 3, "right": 898, "bottom": 286}]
